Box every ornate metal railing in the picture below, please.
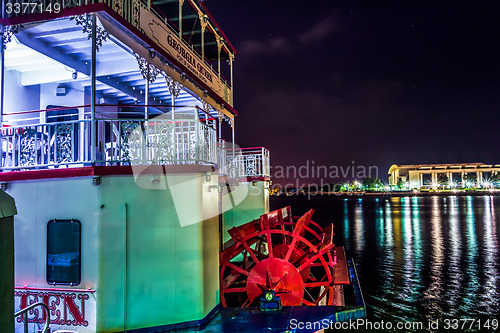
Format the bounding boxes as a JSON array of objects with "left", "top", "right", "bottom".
[
  {"left": 226, "top": 147, "right": 270, "bottom": 179},
  {"left": 1, "top": 116, "right": 217, "bottom": 170},
  {"left": 14, "top": 302, "right": 50, "bottom": 333}
]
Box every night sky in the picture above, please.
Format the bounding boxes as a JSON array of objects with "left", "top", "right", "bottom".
[{"left": 206, "top": 1, "right": 500, "bottom": 185}]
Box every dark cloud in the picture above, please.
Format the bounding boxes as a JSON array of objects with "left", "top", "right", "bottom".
[
  {"left": 297, "top": 14, "right": 338, "bottom": 44},
  {"left": 239, "top": 10, "right": 338, "bottom": 56}
]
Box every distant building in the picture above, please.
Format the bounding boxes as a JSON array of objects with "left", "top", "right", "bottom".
[{"left": 388, "top": 163, "right": 500, "bottom": 188}]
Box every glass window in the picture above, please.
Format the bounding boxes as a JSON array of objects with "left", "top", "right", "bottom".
[{"left": 47, "top": 219, "right": 81, "bottom": 285}]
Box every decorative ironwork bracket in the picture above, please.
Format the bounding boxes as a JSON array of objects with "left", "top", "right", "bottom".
[
  {"left": 165, "top": 75, "right": 183, "bottom": 98},
  {"left": 134, "top": 52, "right": 161, "bottom": 84},
  {"left": 216, "top": 35, "right": 224, "bottom": 53},
  {"left": 1, "top": 25, "right": 23, "bottom": 49},
  {"left": 202, "top": 101, "right": 212, "bottom": 114},
  {"left": 199, "top": 14, "right": 209, "bottom": 32},
  {"left": 216, "top": 108, "right": 233, "bottom": 128},
  {"left": 70, "top": 14, "right": 109, "bottom": 52}
]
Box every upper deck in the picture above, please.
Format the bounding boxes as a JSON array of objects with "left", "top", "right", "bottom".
[
  {"left": 0, "top": 0, "right": 270, "bottom": 180},
  {"left": 1, "top": 0, "right": 235, "bottom": 110}
]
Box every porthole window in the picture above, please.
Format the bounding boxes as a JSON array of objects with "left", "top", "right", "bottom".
[{"left": 47, "top": 219, "right": 81, "bottom": 285}]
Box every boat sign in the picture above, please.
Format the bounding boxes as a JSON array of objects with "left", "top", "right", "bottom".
[{"left": 140, "top": 5, "right": 232, "bottom": 106}]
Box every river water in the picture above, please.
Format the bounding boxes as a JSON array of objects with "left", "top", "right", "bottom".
[{"left": 270, "top": 195, "right": 500, "bottom": 327}]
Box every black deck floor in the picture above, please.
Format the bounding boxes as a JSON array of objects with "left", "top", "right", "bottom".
[{"left": 175, "top": 305, "right": 366, "bottom": 333}]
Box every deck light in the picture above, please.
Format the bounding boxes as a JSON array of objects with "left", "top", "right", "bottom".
[
  {"left": 259, "top": 290, "right": 282, "bottom": 311},
  {"left": 205, "top": 172, "right": 212, "bottom": 183},
  {"left": 56, "top": 86, "right": 67, "bottom": 96},
  {"left": 92, "top": 176, "right": 101, "bottom": 186}
]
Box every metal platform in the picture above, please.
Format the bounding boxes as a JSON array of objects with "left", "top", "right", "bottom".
[{"left": 175, "top": 259, "right": 366, "bottom": 333}]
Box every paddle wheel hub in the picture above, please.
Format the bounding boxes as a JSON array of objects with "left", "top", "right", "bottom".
[{"left": 247, "top": 258, "right": 304, "bottom": 306}]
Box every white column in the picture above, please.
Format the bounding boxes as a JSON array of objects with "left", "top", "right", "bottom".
[
  {"left": 91, "top": 14, "right": 97, "bottom": 163},
  {"left": 145, "top": 78, "right": 149, "bottom": 120},
  {"left": 179, "top": 0, "right": 184, "bottom": 40},
  {"left": 0, "top": 32, "right": 5, "bottom": 163},
  {"left": 431, "top": 172, "right": 437, "bottom": 186}
]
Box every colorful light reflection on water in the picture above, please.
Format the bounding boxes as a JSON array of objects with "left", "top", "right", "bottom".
[{"left": 271, "top": 195, "right": 500, "bottom": 323}]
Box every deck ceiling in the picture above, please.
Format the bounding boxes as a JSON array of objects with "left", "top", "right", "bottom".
[{"left": 4, "top": 16, "right": 213, "bottom": 114}]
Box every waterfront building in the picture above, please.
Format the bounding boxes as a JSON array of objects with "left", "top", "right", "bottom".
[
  {"left": 388, "top": 163, "right": 500, "bottom": 189},
  {"left": 0, "top": 1, "right": 270, "bottom": 331}
]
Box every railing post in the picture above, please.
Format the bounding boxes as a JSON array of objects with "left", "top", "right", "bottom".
[
  {"left": 195, "top": 119, "right": 199, "bottom": 162},
  {"left": 14, "top": 302, "right": 50, "bottom": 333},
  {"left": 216, "top": 36, "right": 222, "bottom": 78},
  {"left": 179, "top": 0, "right": 184, "bottom": 40},
  {"left": 262, "top": 147, "right": 265, "bottom": 177},
  {"left": 91, "top": 13, "right": 97, "bottom": 163},
  {"left": 229, "top": 52, "right": 234, "bottom": 91},
  {"left": 200, "top": 14, "right": 207, "bottom": 59},
  {"left": 23, "top": 314, "right": 28, "bottom": 333},
  {"left": 145, "top": 75, "right": 149, "bottom": 120}
]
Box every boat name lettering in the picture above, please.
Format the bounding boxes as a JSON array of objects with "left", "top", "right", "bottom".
[
  {"left": 167, "top": 35, "right": 213, "bottom": 84},
  {"left": 14, "top": 290, "right": 89, "bottom": 327}
]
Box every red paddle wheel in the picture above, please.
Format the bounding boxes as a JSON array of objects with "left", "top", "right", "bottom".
[{"left": 220, "top": 207, "right": 339, "bottom": 307}]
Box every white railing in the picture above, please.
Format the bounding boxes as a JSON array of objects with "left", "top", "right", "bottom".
[
  {"left": 217, "top": 139, "right": 227, "bottom": 175},
  {"left": 226, "top": 147, "right": 270, "bottom": 179},
  {"left": 123, "top": 117, "right": 217, "bottom": 165},
  {"left": 1, "top": 117, "right": 217, "bottom": 170},
  {"left": 1, "top": 119, "right": 92, "bottom": 169}
]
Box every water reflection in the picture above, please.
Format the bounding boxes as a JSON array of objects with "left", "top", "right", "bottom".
[
  {"left": 410, "top": 197, "right": 423, "bottom": 307},
  {"left": 375, "top": 198, "right": 384, "bottom": 251},
  {"left": 399, "top": 197, "right": 418, "bottom": 315},
  {"left": 345, "top": 195, "right": 499, "bottom": 323},
  {"left": 343, "top": 199, "right": 350, "bottom": 253},
  {"left": 479, "top": 196, "right": 499, "bottom": 314},
  {"left": 461, "top": 196, "right": 479, "bottom": 313},
  {"left": 271, "top": 195, "right": 500, "bottom": 324},
  {"left": 354, "top": 199, "right": 364, "bottom": 255},
  {"left": 423, "top": 196, "right": 445, "bottom": 317},
  {"left": 445, "top": 196, "right": 462, "bottom": 316}
]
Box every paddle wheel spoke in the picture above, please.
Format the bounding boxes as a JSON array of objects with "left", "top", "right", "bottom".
[
  {"left": 315, "top": 287, "right": 329, "bottom": 305},
  {"left": 226, "top": 262, "right": 250, "bottom": 276},
  {"left": 304, "top": 281, "right": 330, "bottom": 288}
]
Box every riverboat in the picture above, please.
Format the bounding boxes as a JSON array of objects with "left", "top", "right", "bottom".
[{"left": 0, "top": 1, "right": 365, "bottom": 331}]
